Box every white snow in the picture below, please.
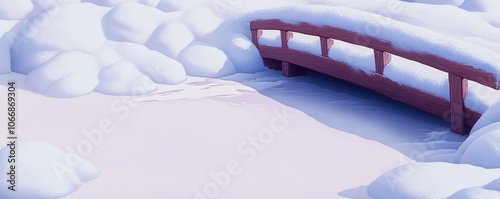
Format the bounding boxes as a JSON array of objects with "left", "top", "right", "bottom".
[
  {"left": 0, "top": 141, "right": 100, "bottom": 199},
  {"left": 461, "top": 127, "right": 500, "bottom": 168},
  {"left": 460, "top": 0, "right": 500, "bottom": 14},
  {"left": 24, "top": 51, "right": 100, "bottom": 98},
  {"left": 146, "top": 22, "right": 194, "bottom": 59},
  {"left": 178, "top": 42, "right": 236, "bottom": 77},
  {"left": 0, "top": 0, "right": 34, "bottom": 20},
  {"left": 367, "top": 162, "right": 500, "bottom": 199},
  {"left": 181, "top": 6, "right": 222, "bottom": 38},
  {"left": 82, "top": 0, "right": 159, "bottom": 7},
  {"left": 95, "top": 61, "right": 157, "bottom": 95},
  {"left": 102, "top": 3, "right": 165, "bottom": 44},
  {"left": 288, "top": 32, "right": 322, "bottom": 56},
  {"left": 107, "top": 41, "right": 187, "bottom": 85},
  {"left": 222, "top": 33, "right": 265, "bottom": 73},
  {"left": 448, "top": 187, "right": 500, "bottom": 199},
  {"left": 328, "top": 40, "right": 375, "bottom": 72},
  {"left": 470, "top": 99, "right": 500, "bottom": 133},
  {"left": 455, "top": 122, "right": 500, "bottom": 163}
]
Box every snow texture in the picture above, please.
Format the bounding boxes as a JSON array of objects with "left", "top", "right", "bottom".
[
  {"left": 24, "top": 51, "right": 101, "bottom": 98},
  {"left": 181, "top": 6, "right": 222, "bottom": 38},
  {"left": 95, "top": 61, "right": 157, "bottom": 95},
  {"left": 102, "top": 3, "right": 165, "bottom": 44},
  {"left": 178, "top": 42, "right": 236, "bottom": 77},
  {"left": 367, "top": 162, "right": 500, "bottom": 199},
  {"left": 455, "top": 122, "right": 500, "bottom": 164},
  {"left": 448, "top": 187, "right": 500, "bottom": 199},
  {"left": 461, "top": 126, "right": 500, "bottom": 168},
  {"left": 146, "top": 22, "right": 194, "bottom": 59},
  {"left": 0, "top": 141, "right": 100, "bottom": 199}
]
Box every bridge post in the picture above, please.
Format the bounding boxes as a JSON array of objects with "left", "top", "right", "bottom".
[
  {"left": 374, "top": 50, "right": 391, "bottom": 75},
  {"left": 320, "top": 37, "right": 334, "bottom": 57},
  {"left": 449, "top": 74, "right": 468, "bottom": 135},
  {"left": 280, "top": 30, "right": 303, "bottom": 77},
  {"left": 251, "top": 29, "right": 262, "bottom": 47}
]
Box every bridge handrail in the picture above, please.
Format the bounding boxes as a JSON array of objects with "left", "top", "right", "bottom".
[{"left": 250, "top": 19, "right": 498, "bottom": 134}]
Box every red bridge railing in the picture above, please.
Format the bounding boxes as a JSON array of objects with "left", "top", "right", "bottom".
[{"left": 250, "top": 19, "right": 500, "bottom": 135}]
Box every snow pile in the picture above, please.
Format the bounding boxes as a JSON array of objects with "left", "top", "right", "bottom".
[
  {"left": 367, "top": 162, "right": 500, "bottom": 199},
  {"left": 178, "top": 42, "right": 236, "bottom": 77},
  {"left": 460, "top": 0, "right": 500, "bottom": 14},
  {"left": 0, "top": 141, "right": 100, "bottom": 199},
  {"left": 1, "top": 1, "right": 264, "bottom": 97},
  {"left": 448, "top": 187, "right": 500, "bottom": 199}
]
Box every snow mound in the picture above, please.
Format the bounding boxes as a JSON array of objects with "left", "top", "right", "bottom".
[
  {"left": 83, "top": 0, "right": 159, "bottom": 7},
  {"left": 10, "top": 3, "right": 107, "bottom": 75},
  {"left": 95, "top": 61, "right": 157, "bottom": 95},
  {"left": 201, "top": 22, "right": 265, "bottom": 73},
  {"left": 182, "top": 6, "right": 222, "bottom": 38},
  {"left": 402, "top": 0, "right": 465, "bottom": 6},
  {"left": 108, "top": 41, "right": 187, "bottom": 84},
  {"left": 156, "top": 0, "right": 203, "bottom": 12},
  {"left": 470, "top": 99, "right": 500, "bottom": 133},
  {"left": 21, "top": 3, "right": 107, "bottom": 52},
  {"left": 461, "top": 0, "right": 500, "bottom": 14},
  {"left": 24, "top": 51, "right": 100, "bottom": 98},
  {"left": 223, "top": 33, "right": 265, "bottom": 73},
  {"left": 102, "top": 3, "right": 166, "bottom": 44},
  {"left": 367, "top": 162, "right": 500, "bottom": 199},
  {"left": 460, "top": 126, "right": 500, "bottom": 168},
  {"left": 178, "top": 42, "right": 236, "bottom": 77},
  {"left": 455, "top": 122, "right": 500, "bottom": 164},
  {"left": 448, "top": 187, "right": 500, "bottom": 199},
  {"left": 146, "top": 22, "right": 194, "bottom": 59},
  {"left": 0, "top": 0, "right": 34, "bottom": 20},
  {"left": 0, "top": 141, "right": 100, "bottom": 199}
]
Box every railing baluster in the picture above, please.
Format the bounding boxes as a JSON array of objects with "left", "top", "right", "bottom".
[
  {"left": 374, "top": 50, "right": 391, "bottom": 75},
  {"left": 320, "top": 37, "right": 334, "bottom": 57},
  {"left": 449, "top": 74, "right": 468, "bottom": 135}
]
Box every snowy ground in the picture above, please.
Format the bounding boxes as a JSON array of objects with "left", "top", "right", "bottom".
[{"left": 1, "top": 70, "right": 470, "bottom": 198}]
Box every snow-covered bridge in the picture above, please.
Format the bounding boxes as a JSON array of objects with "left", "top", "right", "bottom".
[{"left": 250, "top": 18, "right": 500, "bottom": 135}]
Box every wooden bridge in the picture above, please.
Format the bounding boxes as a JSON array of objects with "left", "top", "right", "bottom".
[{"left": 250, "top": 19, "right": 500, "bottom": 135}]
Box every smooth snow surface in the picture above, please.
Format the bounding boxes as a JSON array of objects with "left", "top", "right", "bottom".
[
  {"left": 0, "top": 141, "right": 100, "bottom": 199},
  {"left": 367, "top": 162, "right": 500, "bottom": 199}
]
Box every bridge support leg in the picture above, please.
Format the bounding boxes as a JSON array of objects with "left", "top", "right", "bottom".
[
  {"left": 282, "top": 62, "right": 305, "bottom": 77},
  {"left": 449, "top": 74, "right": 468, "bottom": 135}
]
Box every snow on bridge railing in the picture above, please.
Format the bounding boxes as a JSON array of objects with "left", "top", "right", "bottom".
[{"left": 250, "top": 19, "right": 500, "bottom": 135}]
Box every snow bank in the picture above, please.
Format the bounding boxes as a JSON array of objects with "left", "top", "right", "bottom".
[
  {"left": 146, "top": 22, "right": 194, "bottom": 59},
  {"left": 178, "top": 42, "right": 236, "bottom": 77},
  {"left": 102, "top": 3, "right": 166, "bottom": 44},
  {"left": 448, "top": 187, "right": 500, "bottom": 199},
  {"left": 0, "top": 141, "right": 100, "bottom": 199},
  {"left": 83, "top": 0, "right": 159, "bottom": 7},
  {"left": 455, "top": 122, "right": 500, "bottom": 163},
  {"left": 182, "top": 6, "right": 222, "bottom": 38},
  {"left": 24, "top": 51, "right": 100, "bottom": 98},
  {"left": 95, "top": 61, "right": 157, "bottom": 95},
  {"left": 108, "top": 41, "right": 187, "bottom": 84},
  {"left": 470, "top": 99, "right": 500, "bottom": 133},
  {"left": 367, "top": 162, "right": 500, "bottom": 199},
  {"left": 460, "top": 127, "right": 500, "bottom": 168},
  {"left": 461, "top": 0, "right": 500, "bottom": 14},
  {"left": 222, "top": 33, "right": 265, "bottom": 73}
]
